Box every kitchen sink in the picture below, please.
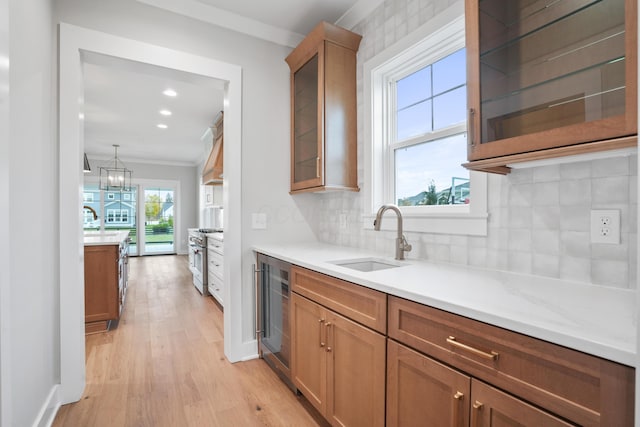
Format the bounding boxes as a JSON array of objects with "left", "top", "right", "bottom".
[{"left": 329, "top": 257, "right": 404, "bottom": 272}]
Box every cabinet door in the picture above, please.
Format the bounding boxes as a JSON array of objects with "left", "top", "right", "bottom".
[
  {"left": 291, "top": 293, "right": 327, "bottom": 414},
  {"left": 84, "top": 245, "right": 119, "bottom": 322},
  {"left": 471, "top": 380, "right": 575, "bottom": 427},
  {"left": 466, "top": 0, "right": 637, "bottom": 161},
  {"left": 291, "top": 53, "right": 323, "bottom": 191},
  {"left": 326, "top": 310, "right": 386, "bottom": 427},
  {"left": 387, "top": 340, "right": 470, "bottom": 427}
]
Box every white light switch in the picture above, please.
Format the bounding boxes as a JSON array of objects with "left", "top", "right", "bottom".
[{"left": 252, "top": 213, "right": 267, "bottom": 230}]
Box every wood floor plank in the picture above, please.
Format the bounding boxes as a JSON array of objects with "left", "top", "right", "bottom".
[{"left": 53, "top": 255, "right": 320, "bottom": 427}]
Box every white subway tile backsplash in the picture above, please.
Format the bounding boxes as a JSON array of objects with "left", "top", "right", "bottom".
[
  {"left": 532, "top": 253, "right": 560, "bottom": 278},
  {"left": 532, "top": 230, "right": 560, "bottom": 255},
  {"left": 559, "top": 179, "right": 591, "bottom": 206},
  {"left": 560, "top": 256, "right": 592, "bottom": 282},
  {"left": 310, "top": 0, "right": 637, "bottom": 289},
  {"left": 561, "top": 231, "right": 591, "bottom": 258},
  {"left": 591, "top": 176, "right": 630, "bottom": 204},
  {"left": 592, "top": 259, "right": 629, "bottom": 288},
  {"left": 592, "top": 156, "right": 629, "bottom": 177},
  {"left": 559, "top": 207, "right": 590, "bottom": 231},
  {"left": 560, "top": 161, "right": 591, "bottom": 180},
  {"left": 533, "top": 165, "right": 560, "bottom": 182}
]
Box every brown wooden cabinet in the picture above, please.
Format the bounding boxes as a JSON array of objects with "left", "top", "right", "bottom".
[
  {"left": 470, "top": 380, "right": 574, "bottom": 427},
  {"left": 387, "top": 339, "right": 575, "bottom": 427},
  {"left": 285, "top": 22, "right": 361, "bottom": 193},
  {"left": 84, "top": 244, "right": 123, "bottom": 333},
  {"left": 464, "top": 0, "right": 637, "bottom": 174},
  {"left": 203, "top": 112, "right": 223, "bottom": 184},
  {"left": 387, "top": 339, "right": 470, "bottom": 427},
  {"left": 291, "top": 267, "right": 386, "bottom": 426},
  {"left": 388, "top": 295, "right": 635, "bottom": 426}
]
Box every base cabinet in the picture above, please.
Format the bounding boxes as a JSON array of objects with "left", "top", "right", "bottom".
[
  {"left": 291, "top": 292, "right": 386, "bottom": 427},
  {"left": 470, "top": 380, "right": 574, "bottom": 427},
  {"left": 387, "top": 340, "right": 574, "bottom": 427},
  {"left": 84, "top": 244, "right": 121, "bottom": 330}
]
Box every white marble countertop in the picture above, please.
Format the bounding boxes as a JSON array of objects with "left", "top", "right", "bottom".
[
  {"left": 254, "top": 242, "right": 637, "bottom": 367},
  {"left": 83, "top": 230, "right": 130, "bottom": 246}
]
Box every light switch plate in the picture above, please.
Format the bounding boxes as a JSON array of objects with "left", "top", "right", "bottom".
[
  {"left": 252, "top": 213, "right": 267, "bottom": 230},
  {"left": 590, "top": 209, "right": 620, "bottom": 244}
]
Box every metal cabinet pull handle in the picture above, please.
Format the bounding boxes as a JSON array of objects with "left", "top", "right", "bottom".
[
  {"left": 468, "top": 108, "right": 476, "bottom": 148},
  {"left": 453, "top": 391, "right": 464, "bottom": 427},
  {"left": 316, "top": 156, "right": 321, "bottom": 178},
  {"left": 446, "top": 336, "right": 499, "bottom": 361},
  {"left": 325, "top": 322, "right": 332, "bottom": 352},
  {"left": 253, "top": 264, "right": 262, "bottom": 338},
  {"left": 319, "top": 319, "right": 325, "bottom": 347},
  {"left": 472, "top": 401, "right": 483, "bottom": 427}
]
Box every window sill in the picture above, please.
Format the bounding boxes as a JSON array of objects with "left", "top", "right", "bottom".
[{"left": 363, "top": 211, "right": 488, "bottom": 236}]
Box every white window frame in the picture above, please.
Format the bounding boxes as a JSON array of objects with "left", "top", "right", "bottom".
[{"left": 363, "top": 9, "right": 488, "bottom": 236}]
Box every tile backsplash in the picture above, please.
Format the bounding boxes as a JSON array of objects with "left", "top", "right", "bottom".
[
  {"left": 313, "top": 158, "right": 637, "bottom": 289},
  {"left": 307, "top": 0, "right": 638, "bottom": 289}
]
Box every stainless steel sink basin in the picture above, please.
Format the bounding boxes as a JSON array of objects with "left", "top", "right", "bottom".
[{"left": 329, "top": 257, "right": 404, "bottom": 272}]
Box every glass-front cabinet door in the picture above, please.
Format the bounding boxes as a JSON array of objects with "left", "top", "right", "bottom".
[
  {"left": 292, "top": 54, "right": 322, "bottom": 191},
  {"left": 466, "top": 0, "right": 637, "bottom": 162}
]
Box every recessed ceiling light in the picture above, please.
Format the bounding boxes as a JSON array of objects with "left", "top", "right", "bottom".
[
  {"left": 157, "top": 123, "right": 168, "bottom": 129},
  {"left": 159, "top": 109, "right": 172, "bottom": 116},
  {"left": 163, "top": 89, "right": 177, "bottom": 97},
  {"left": 78, "top": 113, "right": 85, "bottom": 120}
]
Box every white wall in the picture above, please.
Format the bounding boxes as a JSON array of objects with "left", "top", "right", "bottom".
[
  {"left": 6, "top": 0, "right": 60, "bottom": 426},
  {"left": 55, "top": 0, "right": 315, "bottom": 366},
  {"left": 0, "top": 0, "right": 9, "bottom": 424},
  {"left": 85, "top": 158, "right": 199, "bottom": 254}
]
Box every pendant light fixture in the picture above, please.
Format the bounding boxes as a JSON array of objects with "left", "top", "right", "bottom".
[{"left": 99, "top": 144, "right": 132, "bottom": 191}]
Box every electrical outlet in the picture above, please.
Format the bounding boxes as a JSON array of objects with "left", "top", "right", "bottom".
[{"left": 590, "top": 210, "right": 620, "bottom": 244}]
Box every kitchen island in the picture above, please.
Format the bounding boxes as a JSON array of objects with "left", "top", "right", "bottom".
[{"left": 84, "top": 231, "right": 130, "bottom": 333}]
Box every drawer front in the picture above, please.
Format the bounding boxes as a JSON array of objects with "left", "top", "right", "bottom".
[
  {"left": 291, "top": 266, "right": 387, "bottom": 333},
  {"left": 207, "top": 238, "right": 223, "bottom": 255},
  {"left": 388, "top": 296, "right": 634, "bottom": 427},
  {"left": 208, "top": 273, "right": 223, "bottom": 305},
  {"left": 208, "top": 250, "right": 223, "bottom": 279}
]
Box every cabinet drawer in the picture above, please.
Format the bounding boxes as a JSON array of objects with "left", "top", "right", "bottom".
[
  {"left": 207, "top": 238, "right": 223, "bottom": 255},
  {"left": 291, "top": 266, "right": 386, "bottom": 333},
  {"left": 388, "top": 296, "right": 634, "bottom": 426},
  {"left": 208, "top": 250, "right": 223, "bottom": 278}
]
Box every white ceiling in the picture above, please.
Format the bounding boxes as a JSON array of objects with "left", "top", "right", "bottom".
[{"left": 83, "top": 0, "right": 380, "bottom": 167}]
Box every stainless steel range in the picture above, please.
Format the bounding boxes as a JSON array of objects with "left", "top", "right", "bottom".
[{"left": 188, "top": 229, "right": 210, "bottom": 294}]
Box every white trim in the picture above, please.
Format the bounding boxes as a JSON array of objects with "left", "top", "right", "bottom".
[
  {"left": 31, "top": 385, "right": 61, "bottom": 427},
  {"left": 0, "top": 0, "right": 9, "bottom": 421},
  {"left": 363, "top": 3, "right": 487, "bottom": 236},
  {"left": 135, "top": 0, "right": 304, "bottom": 48},
  {"left": 59, "top": 23, "right": 244, "bottom": 404},
  {"left": 336, "top": 0, "right": 386, "bottom": 30}
]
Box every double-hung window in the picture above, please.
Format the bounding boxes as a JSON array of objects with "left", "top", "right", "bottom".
[{"left": 364, "top": 12, "right": 487, "bottom": 235}]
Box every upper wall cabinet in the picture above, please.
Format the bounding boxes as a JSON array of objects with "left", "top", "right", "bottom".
[
  {"left": 464, "top": 0, "right": 637, "bottom": 174},
  {"left": 286, "top": 22, "right": 361, "bottom": 194},
  {"left": 203, "top": 112, "right": 223, "bottom": 185}
]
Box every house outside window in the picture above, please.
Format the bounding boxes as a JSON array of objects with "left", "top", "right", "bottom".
[{"left": 364, "top": 14, "right": 487, "bottom": 236}]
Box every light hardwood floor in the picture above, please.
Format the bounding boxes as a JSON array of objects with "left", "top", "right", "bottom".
[{"left": 53, "top": 255, "right": 322, "bottom": 427}]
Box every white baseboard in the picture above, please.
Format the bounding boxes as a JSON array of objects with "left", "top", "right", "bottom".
[{"left": 32, "top": 385, "right": 61, "bottom": 427}]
